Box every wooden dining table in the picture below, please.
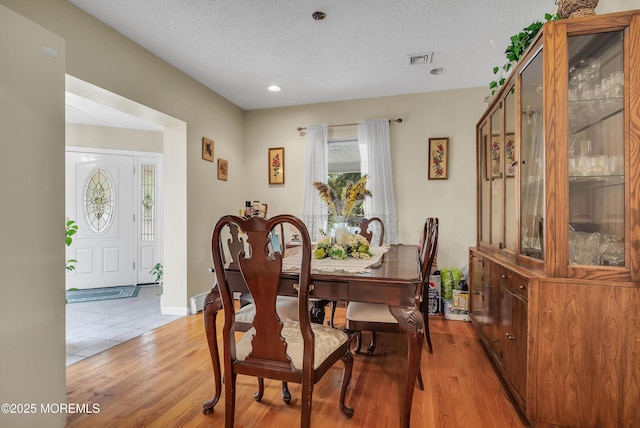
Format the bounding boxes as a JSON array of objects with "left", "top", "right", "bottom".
[{"left": 202, "top": 244, "right": 425, "bottom": 428}]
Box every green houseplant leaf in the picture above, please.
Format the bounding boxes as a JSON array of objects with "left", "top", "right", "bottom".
[
  {"left": 66, "top": 219, "right": 78, "bottom": 271},
  {"left": 489, "top": 13, "right": 560, "bottom": 95}
]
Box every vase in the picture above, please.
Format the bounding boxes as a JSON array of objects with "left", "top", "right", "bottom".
[{"left": 332, "top": 221, "right": 349, "bottom": 246}]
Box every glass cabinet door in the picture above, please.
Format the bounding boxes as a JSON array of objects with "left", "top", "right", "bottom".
[
  {"left": 504, "top": 86, "right": 516, "bottom": 253},
  {"left": 490, "top": 107, "right": 503, "bottom": 248},
  {"left": 480, "top": 122, "right": 490, "bottom": 244},
  {"left": 520, "top": 50, "right": 545, "bottom": 260},
  {"left": 567, "top": 31, "right": 624, "bottom": 267}
]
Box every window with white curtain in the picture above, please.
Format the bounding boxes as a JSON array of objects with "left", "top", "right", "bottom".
[
  {"left": 328, "top": 139, "right": 360, "bottom": 173},
  {"left": 302, "top": 120, "right": 397, "bottom": 244},
  {"left": 327, "top": 139, "right": 364, "bottom": 224}
]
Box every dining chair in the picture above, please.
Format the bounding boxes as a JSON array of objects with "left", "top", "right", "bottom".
[
  {"left": 328, "top": 217, "right": 386, "bottom": 328},
  {"left": 345, "top": 217, "right": 438, "bottom": 359},
  {"left": 354, "top": 216, "right": 385, "bottom": 246},
  {"left": 211, "top": 214, "right": 355, "bottom": 428},
  {"left": 221, "top": 222, "right": 299, "bottom": 402}
]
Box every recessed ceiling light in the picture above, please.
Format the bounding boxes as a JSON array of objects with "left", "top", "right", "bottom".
[
  {"left": 267, "top": 85, "right": 281, "bottom": 92},
  {"left": 430, "top": 67, "right": 446, "bottom": 75}
]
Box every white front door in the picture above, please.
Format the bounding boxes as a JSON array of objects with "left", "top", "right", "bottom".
[{"left": 66, "top": 152, "right": 135, "bottom": 289}]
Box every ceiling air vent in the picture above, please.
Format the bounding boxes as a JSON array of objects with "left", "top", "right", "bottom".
[{"left": 408, "top": 52, "right": 433, "bottom": 66}]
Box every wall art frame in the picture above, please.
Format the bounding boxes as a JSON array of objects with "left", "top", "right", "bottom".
[
  {"left": 268, "top": 147, "right": 285, "bottom": 184},
  {"left": 202, "top": 137, "right": 214, "bottom": 162},
  {"left": 505, "top": 133, "right": 515, "bottom": 177},
  {"left": 489, "top": 134, "right": 515, "bottom": 178},
  {"left": 490, "top": 135, "right": 502, "bottom": 179},
  {"left": 428, "top": 137, "right": 449, "bottom": 180},
  {"left": 217, "top": 158, "right": 228, "bottom": 181}
]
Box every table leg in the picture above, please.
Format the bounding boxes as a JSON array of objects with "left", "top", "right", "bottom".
[
  {"left": 202, "top": 286, "right": 223, "bottom": 415},
  {"left": 389, "top": 305, "right": 425, "bottom": 428}
]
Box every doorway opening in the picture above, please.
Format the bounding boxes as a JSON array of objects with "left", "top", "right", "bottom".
[
  {"left": 65, "top": 76, "right": 187, "bottom": 365},
  {"left": 65, "top": 149, "right": 162, "bottom": 289}
]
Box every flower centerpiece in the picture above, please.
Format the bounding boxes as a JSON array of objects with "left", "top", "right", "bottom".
[
  {"left": 312, "top": 175, "right": 373, "bottom": 259},
  {"left": 314, "top": 233, "right": 372, "bottom": 260}
]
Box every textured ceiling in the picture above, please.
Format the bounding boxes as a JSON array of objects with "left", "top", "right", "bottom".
[{"left": 67, "top": 0, "right": 558, "bottom": 111}]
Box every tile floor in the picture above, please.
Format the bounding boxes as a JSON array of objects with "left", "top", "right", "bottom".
[{"left": 65, "top": 285, "right": 183, "bottom": 366}]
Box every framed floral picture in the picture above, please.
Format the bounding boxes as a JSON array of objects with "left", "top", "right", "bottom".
[
  {"left": 268, "top": 147, "right": 284, "bottom": 184},
  {"left": 489, "top": 134, "right": 515, "bottom": 178},
  {"left": 202, "top": 137, "right": 214, "bottom": 162},
  {"left": 428, "top": 138, "right": 449, "bottom": 180},
  {"left": 505, "top": 134, "right": 515, "bottom": 177},
  {"left": 490, "top": 135, "right": 502, "bottom": 178},
  {"left": 217, "top": 158, "right": 228, "bottom": 181}
]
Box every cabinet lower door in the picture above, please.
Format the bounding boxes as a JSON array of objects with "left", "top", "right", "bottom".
[{"left": 501, "top": 287, "right": 527, "bottom": 402}]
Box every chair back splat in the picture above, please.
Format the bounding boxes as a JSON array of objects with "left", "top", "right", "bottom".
[
  {"left": 213, "top": 216, "right": 312, "bottom": 371},
  {"left": 345, "top": 217, "right": 438, "bottom": 358},
  {"left": 419, "top": 217, "right": 439, "bottom": 316},
  {"left": 210, "top": 214, "right": 354, "bottom": 428},
  {"left": 354, "top": 217, "right": 385, "bottom": 246},
  {"left": 417, "top": 217, "right": 439, "bottom": 354}
]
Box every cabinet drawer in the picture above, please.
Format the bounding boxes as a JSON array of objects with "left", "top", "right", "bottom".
[{"left": 501, "top": 270, "right": 528, "bottom": 300}]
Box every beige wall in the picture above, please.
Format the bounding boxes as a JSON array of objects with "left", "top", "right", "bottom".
[
  {"left": 0, "top": 5, "right": 67, "bottom": 427},
  {"left": 595, "top": 0, "right": 640, "bottom": 14},
  {"left": 244, "top": 88, "right": 488, "bottom": 269},
  {"left": 1, "top": 0, "right": 247, "bottom": 313},
  {"left": 0, "top": 2, "right": 243, "bottom": 426},
  {"left": 66, "top": 124, "right": 163, "bottom": 153}
]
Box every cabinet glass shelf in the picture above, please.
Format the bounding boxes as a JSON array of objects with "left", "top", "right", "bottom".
[{"left": 568, "top": 97, "right": 623, "bottom": 134}]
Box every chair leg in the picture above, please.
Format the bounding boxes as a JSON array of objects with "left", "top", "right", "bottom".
[
  {"left": 353, "top": 331, "right": 362, "bottom": 354},
  {"left": 424, "top": 312, "right": 433, "bottom": 353},
  {"left": 339, "top": 351, "right": 355, "bottom": 418},
  {"left": 366, "top": 331, "right": 377, "bottom": 355},
  {"left": 301, "top": 381, "right": 313, "bottom": 428},
  {"left": 253, "top": 378, "right": 264, "bottom": 401},
  {"left": 224, "top": 370, "right": 237, "bottom": 428},
  {"left": 328, "top": 300, "right": 337, "bottom": 327},
  {"left": 281, "top": 382, "right": 291, "bottom": 403}
]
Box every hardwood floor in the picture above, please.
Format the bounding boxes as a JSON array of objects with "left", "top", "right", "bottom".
[{"left": 66, "top": 308, "right": 527, "bottom": 427}]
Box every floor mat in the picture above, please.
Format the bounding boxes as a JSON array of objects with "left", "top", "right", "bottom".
[{"left": 66, "top": 285, "right": 140, "bottom": 303}]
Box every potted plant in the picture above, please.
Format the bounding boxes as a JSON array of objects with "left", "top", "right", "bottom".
[
  {"left": 65, "top": 218, "right": 78, "bottom": 272},
  {"left": 150, "top": 262, "right": 163, "bottom": 285},
  {"left": 489, "top": 13, "right": 561, "bottom": 95}
]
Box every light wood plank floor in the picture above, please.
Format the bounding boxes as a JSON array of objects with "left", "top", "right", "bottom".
[{"left": 66, "top": 308, "right": 527, "bottom": 427}]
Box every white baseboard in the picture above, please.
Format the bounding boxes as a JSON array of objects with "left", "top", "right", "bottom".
[
  {"left": 161, "top": 306, "right": 189, "bottom": 316},
  {"left": 189, "top": 292, "right": 209, "bottom": 314}
]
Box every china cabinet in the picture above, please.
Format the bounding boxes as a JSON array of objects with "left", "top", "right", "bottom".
[{"left": 471, "top": 10, "right": 640, "bottom": 427}]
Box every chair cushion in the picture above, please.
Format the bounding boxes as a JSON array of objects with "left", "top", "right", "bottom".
[
  {"left": 346, "top": 302, "right": 398, "bottom": 323},
  {"left": 235, "top": 296, "right": 299, "bottom": 324},
  {"left": 236, "top": 321, "right": 349, "bottom": 370}
]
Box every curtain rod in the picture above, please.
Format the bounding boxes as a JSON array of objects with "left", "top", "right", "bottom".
[{"left": 296, "top": 118, "right": 402, "bottom": 132}]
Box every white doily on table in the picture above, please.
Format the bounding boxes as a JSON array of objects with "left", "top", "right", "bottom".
[{"left": 282, "top": 246, "right": 389, "bottom": 273}]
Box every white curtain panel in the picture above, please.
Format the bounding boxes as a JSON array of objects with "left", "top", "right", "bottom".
[
  {"left": 301, "top": 124, "right": 329, "bottom": 241},
  {"left": 358, "top": 119, "right": 399, "bottom": 244}
]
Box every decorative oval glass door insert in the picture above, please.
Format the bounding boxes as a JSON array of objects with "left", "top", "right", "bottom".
[{"left": 84, "top": 168, "right": 115, "bottom": 234}]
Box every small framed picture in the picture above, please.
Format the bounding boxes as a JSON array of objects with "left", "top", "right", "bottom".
[
  {"left": 217, "top": 158, "right": 228, "bottom": 181},
  {"left": 202, "top": 137, "right": 214, "bottom": 162},
  {"left": 428, "top": 137, "right": 449, "bottom": 180},
  {"left": 268, "top": 147, "right": 285, "bottom": 184}
]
